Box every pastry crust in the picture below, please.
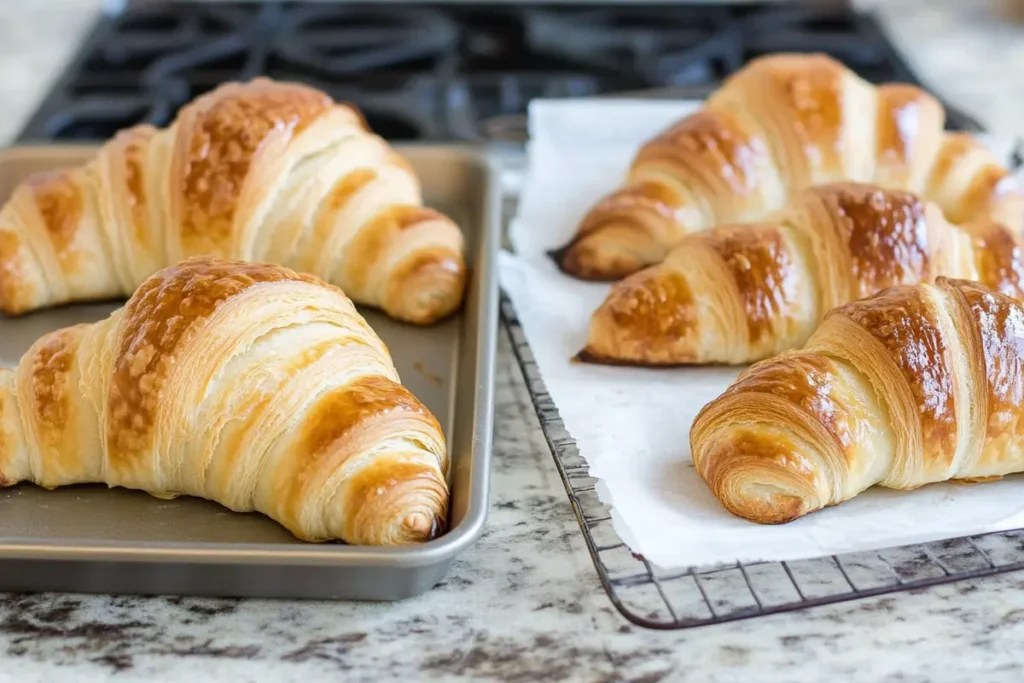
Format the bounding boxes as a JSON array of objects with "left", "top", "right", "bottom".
[
  {"left": 581, "top": 182, "right": 1024, "bottom": 366},
  {"left": 0, "top": 256, "right": 449, "bottom": 545},
  {"left": 0, "top": 78, "right": 466, "bottom": 325},
  {"left": 691, "top": 277, "right": 1024, "bottom": 524},
  {"left": 554, "top": 53, "right": 1022, "bottom": 280}
]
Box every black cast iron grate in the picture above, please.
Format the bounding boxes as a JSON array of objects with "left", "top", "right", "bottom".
[
  {"left": 502, "top": 297, "right": 1024, "bottom": 629},
  {"left": 16, "top": 0, "right": 984, "bottom": 144}
]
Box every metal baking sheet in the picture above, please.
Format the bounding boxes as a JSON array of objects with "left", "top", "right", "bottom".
[{"left": 0, "top": 144, "right": 498, "bottom": 600}]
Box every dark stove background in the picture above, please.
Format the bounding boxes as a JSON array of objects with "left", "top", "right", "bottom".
[{"left": 15, "top": 0, "right": 982, "bottom": 144}]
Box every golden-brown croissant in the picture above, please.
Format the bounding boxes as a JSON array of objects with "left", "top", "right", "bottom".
[
  {"left": 580, "top": 182, "right": 1024, "bottom": 366},
  {"left": 0, "top": 255, "right": 449, "bottom": 545},
  {"left": 0, "top": 78, "right": 465, "bottom": 324},
  {"left": 691, "top": 276, "right": 1024, "bottom": 524},
  {"left": 553, "top": 53, "right": 1022, "bottom": 281}
]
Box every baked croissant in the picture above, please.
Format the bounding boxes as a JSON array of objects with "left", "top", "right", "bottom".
[
  {"left": 0, "top": 78, "right": 465, "bottom": 324},
  {"left": 691, "top": 277, "right": 1024, "bottom": 524},
  {"left": 580, "top": 182, "right": 1024, "bottom": 366},
  {"left": 0, "top": 256, "right": 449, "bottom": 545},
  {"left": 553, "top": 53, "right": 1022, "bottom": 280}
]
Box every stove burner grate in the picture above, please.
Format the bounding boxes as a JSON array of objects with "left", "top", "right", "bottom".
[{"left": 17, "top": 1, "right": 983, "bottom": 144}]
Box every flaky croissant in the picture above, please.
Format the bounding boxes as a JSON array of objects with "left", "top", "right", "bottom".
[
  {"left": 553, "top": 53, "right": 1022, "bottom": 281},
  {"left": 580, "top": 182, "right": 1024, "bottom": 366},
  {"left": 691, "top": 277, "right": 1024, "bottom": 524},
  {"left": 0, "top": 78, "right": 465, "bottom": 324},
  {"left": 0, "top": 256, "right": 449, "bottom": 545}
]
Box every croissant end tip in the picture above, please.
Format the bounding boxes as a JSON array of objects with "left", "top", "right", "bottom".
[
  {"left": 386, "top": 256, "right": 467, "bottom": 325},
  {"left": 572, "top": 347, "right": 638, "bottom": 366},
  {"left": 572, "top": 348, "right": 596, "bottom": 364},
  {"left": 550, "top": 219, "right": 672, "bottom": 281},
  {"left": 693, "top": 427, "right": 825, "bottom": 525},
  {"left": 547, "top": 243, "right": 571, "bottom": 266},
  {"left": 402, "top": 511, "right": 446, "bottom": 542},
  {"left": 547, "top": 240, "right": 637, "bottom": 282}
]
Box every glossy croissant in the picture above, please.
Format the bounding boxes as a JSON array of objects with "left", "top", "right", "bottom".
[
  {"left": 0, "top": 78, "right": 465, "bottom": 324},
  {"left": 0, "top": 256, "right": 449, "bottom": 545},
  {"left": 691, "top": 277, "right": 1024, "bottom": 524},
  {"left": 554, "top": 53, "right": 1022, "bottom": 281},
  {"left": 580, "top": 182, "right": 1024, "bottom": 366}
]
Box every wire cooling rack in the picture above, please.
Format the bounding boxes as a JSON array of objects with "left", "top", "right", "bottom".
[{"left": 501, "top": 296, "right": 1024, "bottom": 630}]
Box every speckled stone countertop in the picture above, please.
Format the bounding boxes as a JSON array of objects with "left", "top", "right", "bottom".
[{"left": 4, "top": 1, "right": 1024, "bottom": 681}]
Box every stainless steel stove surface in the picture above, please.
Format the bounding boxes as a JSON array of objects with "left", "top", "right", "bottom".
[{"left": 15, "top": 0, "right": 982, "bottom": 148}]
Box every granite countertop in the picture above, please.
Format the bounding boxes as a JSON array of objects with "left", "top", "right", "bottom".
[{"left": 4, "top": 1, "right": 1024, "bottom": 681}]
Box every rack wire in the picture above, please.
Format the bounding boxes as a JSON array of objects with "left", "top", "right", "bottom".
[{"left": 502, "top": 297, "right": 1024, "bottom": 630}]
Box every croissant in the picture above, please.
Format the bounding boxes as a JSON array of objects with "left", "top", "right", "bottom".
[
  {"left": 0, "top": 255, "right": 449, "bottom": 545},
  {"left": 691, "top": 276, "right": 1024, "bottom": 524},
  {"left": 580, "top": 182, "right": 1024, "bottom": 366},
  {"left": 0, "top": 78, "right": 465, "bottom": 324},
  {"left": 553, "top": 53, "right": 1022, "bottom": 281}
]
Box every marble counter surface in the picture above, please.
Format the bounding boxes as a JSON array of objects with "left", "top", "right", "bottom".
[{"left": 4, "top": 1, "right": 1024, "bottom": 681}]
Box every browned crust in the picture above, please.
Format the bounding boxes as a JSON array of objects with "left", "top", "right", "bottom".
[
  {"left": 106, "top": 256, "right": 324, "bottom": 469},
  {"left": 172, "top": 78, "right": 334, "bottom": 250}
]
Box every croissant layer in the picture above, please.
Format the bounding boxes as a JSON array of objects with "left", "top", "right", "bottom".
[
  {"left": 581, "top": 182, "right": 1024, "bottom": 366},
  {"left": 0, "top": 255, "right": 450, "bottom": 545},
  {"left": 555, "top": 53, "right": 1021, "bottom": 280},
  {"left": 691, "top": 277, "right": 1024, "bottom": 523},
  {"left": 0, "top": 78, "right": 466, "bottom": 325}
]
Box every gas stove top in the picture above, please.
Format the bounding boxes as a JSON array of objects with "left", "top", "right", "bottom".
[{"left": 15, "top": 0, "right": 983, "bottom": 147}]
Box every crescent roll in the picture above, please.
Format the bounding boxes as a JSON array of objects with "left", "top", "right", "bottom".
[
  {"left": 0, "top": 78, "right": 465, "bottom": 324},
  {"left": 0, "top": 256, "right": 449, "bottom": 545},
  {"left": 580, "top": 182, "right": 1024, "bottom": 366},
  {"left": 691, "top": 277, "right": 1024, "bottom": 524},
  {"left": 553, "top": 53, "right": 1022, "bottom": 280}
]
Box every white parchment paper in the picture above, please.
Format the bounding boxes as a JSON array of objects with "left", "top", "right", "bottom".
[{"left": 498, "top": 98, "right": 1024, "bottom": 571}]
